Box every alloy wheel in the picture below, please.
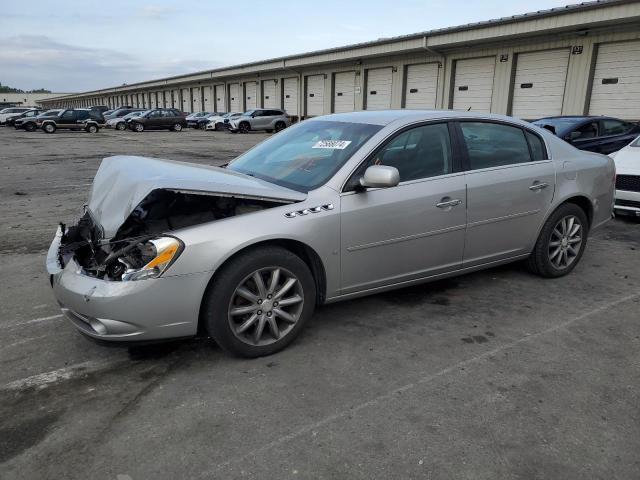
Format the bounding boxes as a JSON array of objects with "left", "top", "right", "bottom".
[
  {"left": 548, "top": 215, "right": 582, "bottom": 270},
  {"left": 228, "top": 267, "right": 304, "bottom": 346}
]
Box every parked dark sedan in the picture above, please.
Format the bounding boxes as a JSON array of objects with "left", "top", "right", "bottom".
[
  {"left": 128, "top": 108, "right": 187, "bottom": 132},
  {"left": 6, "top": 109, "right": 44, "bottom": 127},
  {"left": 532, "top": 116, "right": 640, "bottom": 155}
]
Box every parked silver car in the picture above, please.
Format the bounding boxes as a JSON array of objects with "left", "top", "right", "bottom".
[
  {"left": 228, "top": 108, "right": 290, "bottom": 133},
  {"left": 47, "top": 110, "right": 615, "bottom": 357}
]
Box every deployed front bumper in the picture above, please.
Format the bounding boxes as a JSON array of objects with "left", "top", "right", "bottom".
[{"left": 47, "top": 230, "right": 210, "bottom": 342}]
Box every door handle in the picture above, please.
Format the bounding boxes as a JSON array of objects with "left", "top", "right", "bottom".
[
  {"left": 436, "top": 198, "right": 462, "bottom": 208},
  {"left": 529, "top": 182, "right": 549, "bottom": 191}
]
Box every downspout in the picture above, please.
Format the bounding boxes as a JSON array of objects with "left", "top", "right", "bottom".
[{"left": 422, "top": 36, "right": 445, "bottom": 109}]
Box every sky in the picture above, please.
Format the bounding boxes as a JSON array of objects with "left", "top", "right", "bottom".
[{"left": 1, "top": 0, "right": 576, "bottom": 93}]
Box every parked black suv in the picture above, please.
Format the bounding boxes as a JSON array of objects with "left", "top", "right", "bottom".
[
  {"left": 532, "top": 116, "right": 640, "bottom": 155},
  {"left": 38, "top": 109, "right": 105, "bottom": 134},
  {"left": 128, "top": 108, "right": 187, "bottom": 132}
]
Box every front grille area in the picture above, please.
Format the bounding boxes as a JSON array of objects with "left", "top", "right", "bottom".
[
  {"left": 615, "top": 198, "right": 640, "bottom": 209},
  {"left": 616, "top": 175, "right": 640, "bottom": 192}
]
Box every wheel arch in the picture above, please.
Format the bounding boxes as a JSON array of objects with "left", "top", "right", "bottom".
[{"left": 197, "top": 238, "right": 327, "bottom": 334}]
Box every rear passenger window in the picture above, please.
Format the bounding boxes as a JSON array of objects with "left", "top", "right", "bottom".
[
  {"left": 460, "top": 122, "right": 531, "bottom": 169},
  {"left": 525, "top": 131, "right": 547, "bottom": 161}
]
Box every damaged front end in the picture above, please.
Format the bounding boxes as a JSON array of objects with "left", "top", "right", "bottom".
[{"left": 49, "top": 189, "right": 289, "bottom": 281}]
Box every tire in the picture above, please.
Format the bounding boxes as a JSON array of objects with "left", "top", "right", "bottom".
[
  {"left": 274, "top": 121, "right": 286, "bottom": 132},
  {"left": 24, "top": 123, "right": 36, "bottom": 132},
  {"left": 172, "top": 123, "right": 183, "bottom": 132},
  {"left": 199, "top": 123, "right": 207, "bottom": 130},
  {"left": 203, "top": 246, "right": 316, "bottom": 358},
  {"left": 43, "top": 123, "right": 56, "bottom": 134},
  {"left": 526, "top": 202, "right": 589, "bottom": 278},
  {"left": 134, "top": 123, "right": 144, "bottom": 132},
  {"left": 238, "top": 122, "right": 250, "bottom": 134},
  {"left": 85, "top": 124, "right": 98, "bottom": 133},
  {"left": 265, "top": 129, "right": 273, "bottom": 133},
  {"left": 115, "top": 122, "right": 126, "bottom": 131},
  {"left": 214, "top": 122, "right": 223, "bottom": 131}
]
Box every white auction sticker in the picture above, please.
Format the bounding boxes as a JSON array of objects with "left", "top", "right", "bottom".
[{"left": 312, "top": 140, "right": 352, "bottom": 150}]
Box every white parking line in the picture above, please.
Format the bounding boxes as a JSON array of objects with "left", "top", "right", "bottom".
[
  {"left": 0, "top": 314, "right": 63, "bottom": 330},
  {"left": 203, "top": 290, "right": 640, "bottom": 477}
]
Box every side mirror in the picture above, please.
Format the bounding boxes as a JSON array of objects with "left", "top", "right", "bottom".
[{"left": 359, "top": 165, "right": 400, "bottom": 189}]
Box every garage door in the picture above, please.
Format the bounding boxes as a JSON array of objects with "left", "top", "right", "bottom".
[
  {"left": 333, "top": 71, "right": 356, "bottom": 113},
  {"left": 366, "top": 67, "right": 393, "bottom": 110},
  {"left": 171, "top": 90, "right": 179, "bottom": 108},
  {"left": 191, "top": 87, "right": 202, "bottom": 112},
  {"left": 164, "top": 90, "right": 171, "bottom": 108},
  {"left": 404, "top": 63, "right": 439, "bottom": 109},
  {"left": 452, "top": 57, "right": 496, "bottom": 113},
  {"left": 215, "top": 85, "right": 226, "bottom": 112},
  {"left": 245, "top": 82, "right": 257, "bottom": 110},
  {"left": 181, "top": 88, "right": 190, "bottom": 112},
  {"left": 306, "top": 75, "right": 324, "bottom": 117},
  {"left": 511, "top": 49, "right": 569, "bottom": 119},
  {"left": 229, "top": 84, "right": 240, "bottom": 112},
  {"left": 283, "top": 77, "right": 299, "bottom": 116},
  {"left": 589, "top": 40, "right": 640, "bottom": 119},
  {"left": 202, "top": 86, "right": 212, "bottom": 111},
  {"left": 262, "top": 80, "right": 277, "bottom": 108}
]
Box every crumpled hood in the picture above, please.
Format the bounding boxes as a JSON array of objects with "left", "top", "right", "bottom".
[{"left": 87, "top": 155, "right": 306, "bottom": 239}]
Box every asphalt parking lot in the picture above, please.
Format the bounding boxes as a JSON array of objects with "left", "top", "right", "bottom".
[{"left": 1, "top": 126, "right": 639, "bottom": 480}]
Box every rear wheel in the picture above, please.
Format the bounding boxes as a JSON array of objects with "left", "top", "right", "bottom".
[
  {"left": 85, "top": 124, "right": 98, "bottom": 133},
  {"left": 203, "top": 246, "right": 316, "bottom": 357},
  {"left": 43, "top": 123, "right": 56, "bottom": 134},
  {"left": 172, "top": 123, "right": 183, "bottom": 132},
  {"left": 115, "top": 122, "right": 126, "bottom": 131},
  {"left": 527, "top": 203, "right": 588, "bottom": 278},
  {"left": 134, "top": 123, "right": 144, "bottom": 132},
  {"left": 274, "top": 121, "right": 286, "bottom": 132}
]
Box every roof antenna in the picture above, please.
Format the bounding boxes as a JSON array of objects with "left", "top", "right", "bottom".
[{"left": 467, "top": 107, "right": 472, "bottom": 111}]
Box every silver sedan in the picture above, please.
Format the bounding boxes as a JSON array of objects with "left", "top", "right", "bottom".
[{"left": 47, "top": 110, "right": 615, "bottom": 357}]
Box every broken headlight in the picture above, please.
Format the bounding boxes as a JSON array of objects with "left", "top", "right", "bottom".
[{"left": 119, "top": 237, "right": 183, "bottom": 281}]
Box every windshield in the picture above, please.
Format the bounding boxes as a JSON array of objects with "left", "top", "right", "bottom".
[
  {"left": 124, "top": 111, "right": 142, "bottom": 119},
  {"left": 227, "top": 120, "right": 383, "bottom": 192},
  {"left": 532, "top": 118, "right": 584, "bottom": 135}
]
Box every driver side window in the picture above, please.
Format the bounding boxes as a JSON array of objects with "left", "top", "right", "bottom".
[
  {"left": 366, "top": 123, "right": 452, "bottom": 183},
  {"left": 573, "top": 122, "right": 599, "bottom": 140}
]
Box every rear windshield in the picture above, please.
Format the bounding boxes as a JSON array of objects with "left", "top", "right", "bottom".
[{"left": 228, "top": 120, "right": 382, "bottom": 192}]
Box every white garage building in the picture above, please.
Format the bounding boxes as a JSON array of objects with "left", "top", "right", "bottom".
[{"left": 41, "top": 0, "right": 640, "bottom": 121}]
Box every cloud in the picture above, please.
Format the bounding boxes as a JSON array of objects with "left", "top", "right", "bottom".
[
  {"left": 138, "top": 5, "right": 177, "bottom": 19},
  {"left": 0, "top": 35, "right": 215, "bottom": 92}
]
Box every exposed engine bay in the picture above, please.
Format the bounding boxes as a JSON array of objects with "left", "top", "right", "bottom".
[{"left": 56, "top": 189, "right": 288, "bottom": 281}]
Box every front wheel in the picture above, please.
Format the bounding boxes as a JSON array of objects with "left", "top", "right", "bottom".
[
  {"left": 238, "top": 122, "right": 250, "bottom": 134},
  {"left": 24, "top": 123, "right": 36, "bottom": 132},
  {"left": 527, "top": 203, "right": 589, "bottom": 278},
  {"left": 115, "top": 122, "right": 126, "bottom": 131},
  {"left": 214, "top": 122, "right": 223, "bottom": 131},
  {"left": 172, "top": 123, "right": 183, "bottom": 132},
  {"left": 203, "top": 247, "right": 316, "bottom": 357},
  {"left": 85, "top": 124, "right": 98, "bottom": 133},
  {"left": 43, "top": 123, "right": 56, "bottom": 134}
]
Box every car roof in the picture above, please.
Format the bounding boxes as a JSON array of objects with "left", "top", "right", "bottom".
[{"left": 309, "top": 110, "right": 537, "bottom": 127}]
